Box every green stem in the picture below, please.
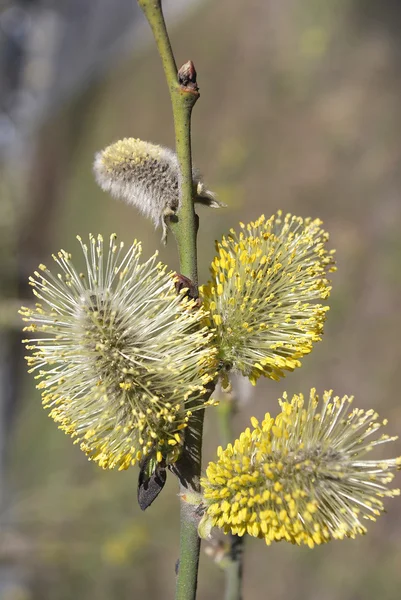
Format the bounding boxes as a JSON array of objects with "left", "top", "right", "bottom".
[
  {"left": 168, "top": 93, "right": 198, "bottom": 285},
  {"left": 224, "top": 535, "right": 244, "bottom": 600},
  {"left": 138, "top": 2, "right": 202, "bottom": 599},
  {"left": 217, "top": 394, "right": 244, "bottom": 600},
  {"left": 138, "top": 0, "right": 199, "bottom": 285},
  {"left": 172, "top": 406, "right": 205, "bottom": 600}
]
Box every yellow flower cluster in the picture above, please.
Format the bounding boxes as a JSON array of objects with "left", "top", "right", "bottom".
[
  {"left": 201, "top": 213, "right": 336, "bottom": 384},
  {"left": 201, "top": 389, "right": 401, "bottom": 547},
  {"left": 21, "top": 234, "right": 217, "bottom": 470}
]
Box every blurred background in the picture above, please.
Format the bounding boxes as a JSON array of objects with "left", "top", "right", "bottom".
[{"left": 1, "top": 0, "right": 401, "bottom": 598}]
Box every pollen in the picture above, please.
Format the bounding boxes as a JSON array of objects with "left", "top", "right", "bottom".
[
  {"left": 20, "top": 234, "right": 218, "bottom": 470},
  {"left": 200, "top": 212, "right": 336, "bottom": 383},
  {"left": 201, "top": 389, "right": 400, "bottom": 546}
]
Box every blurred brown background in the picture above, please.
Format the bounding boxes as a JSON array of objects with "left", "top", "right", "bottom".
[{"left": 1, "top": 0, "right": 401, "bottom": 598}]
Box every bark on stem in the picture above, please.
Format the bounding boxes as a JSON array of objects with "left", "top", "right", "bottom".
[
  {"left": 217, "top": 395, "right": 244, "bottom": 600},
  {"left": 137, "top": 2, "right": 202, "bottom": 599},
  {"left": 138, "top": 0, "right": 199, "bottom": 285}
]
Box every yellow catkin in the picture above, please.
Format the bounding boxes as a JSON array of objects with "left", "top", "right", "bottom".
[
  {"left": 200, "top": 212, "right": 336, "bottom": 384},
  {"left": 201, "top": 389, "right": 400, "bottom": 547}
]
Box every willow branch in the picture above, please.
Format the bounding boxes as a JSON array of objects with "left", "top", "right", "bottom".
[
  {"left": 138, "top": 2, "right": 202, "bottom": 599},
  {"left": 138, "top": 0, "right": 199, "bottom": 285},
  {"left": 217, "top": 392, "right": 244, "bottom": 600}
]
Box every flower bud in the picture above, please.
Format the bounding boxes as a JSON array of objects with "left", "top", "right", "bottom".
[{"left": 94, "top": 138, "right": 223, "bottom": 242}]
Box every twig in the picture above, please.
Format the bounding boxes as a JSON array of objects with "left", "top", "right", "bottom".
[
  {"left": 217, "top": 392, "right": 245, "bottom": 600},
  {"left": 137, "top": 2, "right": 203, "bottom": 599},
  {"left": 138, "top": 0, "right": 199, "bottom": 285}
]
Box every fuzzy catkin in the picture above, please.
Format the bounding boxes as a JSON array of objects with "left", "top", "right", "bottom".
[
  {"left": 94, "top": 138, "right": 222, "bottom": 241},
  {"left": 201, "top": 389, "right": 401, "bottom": 547},
  {"left": 20, "top": 234, "right": 218, "bottom": 470}
]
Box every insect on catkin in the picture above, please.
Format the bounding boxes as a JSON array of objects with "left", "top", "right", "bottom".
[{"left": 94, "top": 138, "right": 224, "bottom": 242}]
